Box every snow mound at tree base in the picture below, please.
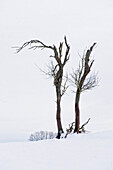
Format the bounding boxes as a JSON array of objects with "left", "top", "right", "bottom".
[{"left": 0, "top": 130, "right": 113, "bottom": 170}]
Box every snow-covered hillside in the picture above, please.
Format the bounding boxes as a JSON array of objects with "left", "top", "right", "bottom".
[
  {"left": 0, "top": 131, "right": 113, "bottom": 170},
  {"left": 0, "top": 0, "right": 113, "bottom": 169}
]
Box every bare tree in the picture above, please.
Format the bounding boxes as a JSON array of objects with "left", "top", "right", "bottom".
[
  {"left": 70, "top": 43, "right": 98, "bottom": 133},
  {"left": 16, "top": 37, "right": 70, "bottom": 138}
]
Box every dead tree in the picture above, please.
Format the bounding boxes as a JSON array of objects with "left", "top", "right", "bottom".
[
  {"left": 16, "top": 37, "right": 70, "bottom": 139},
  {"left": 70, "top": 43, "right": 98, "bottom": 133}
]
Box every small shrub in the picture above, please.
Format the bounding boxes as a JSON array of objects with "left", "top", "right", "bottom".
[{"left": 29, "top": 131, "right": 57, "bottom": 141}]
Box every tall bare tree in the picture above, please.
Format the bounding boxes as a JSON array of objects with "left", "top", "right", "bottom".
[
  {"left": 70, "top": 43, "right": 98, "bottom": 133},
  {"left": 16, "top": 37, "right": 70, "bottom": 138}
]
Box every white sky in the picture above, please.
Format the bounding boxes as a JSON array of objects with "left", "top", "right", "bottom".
[{"left": 0, "top": 0, "right": 113, "bottom": 140}]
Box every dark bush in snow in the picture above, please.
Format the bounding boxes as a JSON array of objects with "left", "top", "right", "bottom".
[{"left": 29, "top": 131, "right": 57, "bottom": 141}]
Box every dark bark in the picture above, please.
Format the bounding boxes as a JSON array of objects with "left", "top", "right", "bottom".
[
  {"left": 56, "top": 87, "right": 63, "bottom": 132},
  {"left": 56, "top": 90, "right": 64, "bottom": 139},
  {"left": 55, "top": 67, "right": 64, "bottom": 138},
  {"left": 74, "top": 103, "right": 80, "bottom": 133},
  {"left": 74, "top": 89, "right": 80, "bottom": 133}
]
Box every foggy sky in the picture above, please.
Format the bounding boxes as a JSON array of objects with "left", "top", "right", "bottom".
[{"left": 0, "top": 0, "right": 113, "bottom": 141}]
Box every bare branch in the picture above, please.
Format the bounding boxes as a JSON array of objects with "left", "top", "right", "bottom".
[
  {"left": 85, "top": 43, "right": 96, "bottom": 73},
  {"left": 79, "top": 118, "right": 91, "bottom": 132},
  {"left": 34, "top": 63, "right": 53, "bottom": 78},
  {"left": 63, "top": 36, "right": 70, "bottom": 66},
  {"left": 71, "top": 43, "right": 98, "bottom": 93},
  {"left": 59, "top": 42, "right": 63, "bottom": 59},
  {"left": 16, "top": 39, "right": 54, "bottom": 53},
  {"left": 81, "top": 73, "right": 99, "bottom": 91},
  {"left": 65, "top": 118, "right": 90, "bottom": 137},
  {"left": 61, "top": 74, "right": 69, "bottom": 97},
  {"left": 70, "top": 71, "right": 79, "bottom": 87},
  {"left": 65, "top": 122, "right": 75, "bottom": 138}
]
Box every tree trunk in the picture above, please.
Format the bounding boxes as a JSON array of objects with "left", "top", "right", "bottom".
[
  {"left": 74, "top": 103, "right": 80, "bottom": 133},
  {"left": 56, "top": 87, "right": 64, "bottom": 139},
  {"left": 74, "top": 89, "right": 80, "bottom": 133}
]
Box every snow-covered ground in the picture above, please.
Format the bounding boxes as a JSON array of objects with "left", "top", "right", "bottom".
[
  {"left": 0, "top": 0, "right": 113, "bottom": 169},
  {"left": 0, "top": 131, "right": 113, "bottom": 170}
]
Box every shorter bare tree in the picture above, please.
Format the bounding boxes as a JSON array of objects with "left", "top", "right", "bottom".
[
  {"left": 16, "top": 37, "right": 70, "bottom": 138},
  {"left": 70, "top": 43, "right": 99, "bottom": 133}
]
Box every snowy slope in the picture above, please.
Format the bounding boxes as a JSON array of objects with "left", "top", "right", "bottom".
[
  {"left": 0, "top": 0, "right": 113, "bottom": 169},
  {"left": 0, "top": 0, "right": 113, "bottom": 141},
  {"left": 0, "top": 131, "right": 113, "bottom": 170}
]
